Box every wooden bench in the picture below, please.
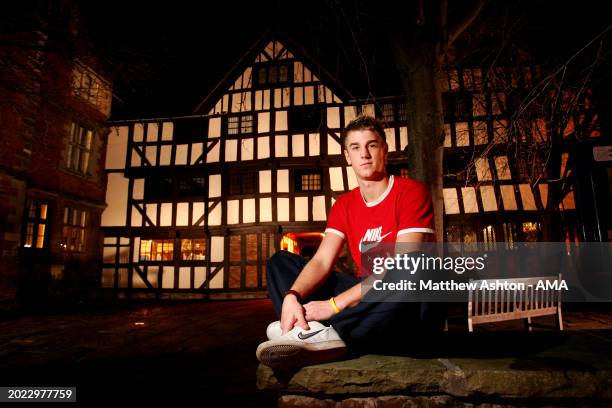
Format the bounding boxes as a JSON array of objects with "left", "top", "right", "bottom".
[{"left": 468, "top": 274, "right": 563, "bottom": 332}]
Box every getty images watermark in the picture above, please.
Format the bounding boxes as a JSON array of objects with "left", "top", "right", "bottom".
[{"left": 360, "top": 242, "right": 612, "bottom": 302}]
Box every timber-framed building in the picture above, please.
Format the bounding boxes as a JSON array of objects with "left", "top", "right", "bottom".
[{"left": 100, "top": 33, "right": 592, "bottom": 298}]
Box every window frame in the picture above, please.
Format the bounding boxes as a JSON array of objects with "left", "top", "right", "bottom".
[
  {"left": 22, "top": 200, "right": 48, "bottom": 250},
  {"left": 295, "top": 170, "right": 323, "bottom": 192},
  {"left": 288, "top": 105, "right": 323, "bottom": 132},
  {"left": 226, "top": 113, "right": 254, "bottom": 136},
  {"left": 253, "top": 60, "right": 293, "bottom": 88},
  {"left": 66, "top": 121, "right": 94, "bottom": 176},
  {"left": 180, "top": 238, "right": 207, "bottom": 261},
  {"left": 72, "top": 62, "right": 111, "bottom": 114},
  {"left": 139, "top": 239, "right": 175, "bottom": 262},
  {"left": 228, "top": 171, "right": 257, "bottom": 196},
  {"left": 61, "top": 207, "right": 87, "bottom": 252}
]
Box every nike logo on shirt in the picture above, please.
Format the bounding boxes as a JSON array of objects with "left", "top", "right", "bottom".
[{"left": 359, "top": 230, "right": 392, "bottom": 253}]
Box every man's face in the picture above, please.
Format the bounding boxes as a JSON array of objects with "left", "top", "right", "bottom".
[{"left": 344, "top": 129, "right": 388, "bottom": 181}]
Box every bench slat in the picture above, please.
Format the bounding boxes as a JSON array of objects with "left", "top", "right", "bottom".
[{"left": 467, "top": 274, "right": 563, "bottom": 331}]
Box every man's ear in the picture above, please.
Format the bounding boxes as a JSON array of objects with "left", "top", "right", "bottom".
[{"left": 344, "top": 148, "right": 351, "bottom": 165}]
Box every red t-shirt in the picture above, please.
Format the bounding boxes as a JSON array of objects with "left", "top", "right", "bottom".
[{"left": 325, "top": 175, "right": 435, "bottom": 277}]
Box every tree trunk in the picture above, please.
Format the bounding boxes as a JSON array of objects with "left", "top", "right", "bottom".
[{"left": 393, "top": 42, "right": 445, "bottom": 241}]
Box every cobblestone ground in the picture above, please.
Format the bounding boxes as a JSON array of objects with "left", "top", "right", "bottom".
[{"left": 0, "top": 299, "right": 610, "bottom": 406}]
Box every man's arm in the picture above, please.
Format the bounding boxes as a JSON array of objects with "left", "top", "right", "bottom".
[
  {"left": 302, "top": 231, "right": 431, "bottom": 323},
  {"left": 280, "top": 232, "right": 344, "bottom": 334}
]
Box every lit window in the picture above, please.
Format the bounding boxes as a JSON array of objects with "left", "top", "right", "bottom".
[
  {"left": 66, "top": 122, "right": 93, "bottom": 175},
  {"left": 455, "top": 122, "right": 470, "bottom": 146},
  {"left": 472, "top": 94, "right": 487, "bottom": 117},
  {"left": 181, "top": 239, "right": 206, "bottom": 260},
  {"left": 227, "top": 114, "right": 253, "bottom": 135},
  {"left": 494, "top": 156, "right": 512, "bottom": 180},
  {"left": 482, "top": 225, "right": 496, "bottom": 251},
  {"left": 139, "top": 239, "right": 174, "bottom": 261},
  {"left": 492, "top": 119, "right": 508, "bottom": 143},
  {"left": 23, "top": 200, "right": 48, "bottom": 249},
  {"left": 240, "top": 115, "right": 253, "bottom": 134},
  {"left": 475, "top": 158, "right": 492, "bottom": 181},
  {"left": 473, "top": 121, "right": 488, "bottom": 145},
  {"left": 522, "top": 222, "right": 541, "bottom": 242},
  {"left": 61, "top": 207, "right": 87, "bottom": 252},
  {"left": 503, "top": 222, "right": 517, "bottom": 249},
  {"left": 296, "top": 171, "right": 322, "bottom": 192}
]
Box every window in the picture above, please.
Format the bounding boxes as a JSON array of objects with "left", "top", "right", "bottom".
[
  {"left": 61, "top": 207, "right": 87, "bottom": 252},
  {"left": 397, "top": 102, "right": 407, "bottom": 122},
  {"left": 443, "top": 154, "right": 471, "bottom": 182},
  {"left": 181, "top": 239, "right": 206, "bottom": 260},
  {"left": 227, "top": 114, "right": 253, "bottom": 135},
  {"left": 387, "top": 165, "right": 409, "bottom": 179},
  {"left": 254, "top": 61, "right": 292, "bottom": 87},
  {"left": 229, "top": 172, "right": 256, "bottom": 195},
  {"left": 442, "top": 93, "right": 473, "bottom": 121},
  {"left": 66, "top": 122, "right": 93, "bottom": 175},
  {"left": 145, "top": 176, "right": 173, "bottom": 200},
  {"left": 173, "top": 118, "right": 208, "bottom": 143},
  {"left": 381, "top": 103, "right": 395, "bottom": 124},
  {"left": 482, "top": 225, "right": 496, "bottom": 251},
  {"left": 177, "top": 176, "right": 206, "bottom": 197},
  {"left": 516, "top": 151, "right": 545, "bottom": 181},
  {"left": 296, "top": 170, "right": 322, "bottom": 192},
  {"left": 22, "top": 200, "right": 48, "bottom": 249},
  {"left": 288, "top": 105, "right": 322, "bottom": 132},
  {"left": 522, "top": 222, "right": 541, "bottom": 242},
  {"left": 139, "top": 239, "right": 174, "bottom": 261},
  {"left": 503, "top": 222, "right": 517, "bottom": 249},
  {"left": 444, "top": 224, "right": 477, "bottom": 252},
  {"left": 454, "top": 94, "right": 473, "bottom": 119},
  {"left": 72, "top": 63, "right": 111, "bottom": 115}
]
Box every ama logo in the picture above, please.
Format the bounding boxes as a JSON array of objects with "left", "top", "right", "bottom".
[{"left": 359, "top": 226, "right": 391, "bottom": 253}]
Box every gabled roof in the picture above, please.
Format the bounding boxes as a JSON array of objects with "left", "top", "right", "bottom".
[{"left": 193, "top": 29, "right": 354, "bottom": 115}]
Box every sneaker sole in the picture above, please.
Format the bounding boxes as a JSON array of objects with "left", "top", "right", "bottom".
[{"left": 256, "top": 340, "right": 346, "bottom": 370}]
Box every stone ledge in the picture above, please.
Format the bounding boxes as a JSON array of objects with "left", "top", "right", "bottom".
[{"left": 257, "top": 331, "right": 612, "bottom": 403}]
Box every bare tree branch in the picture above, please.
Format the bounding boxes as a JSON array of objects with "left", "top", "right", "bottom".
[
  {"left": 439, "top": 0, "right": 448, "bottom": 48},
  {"left": 416, "top": 0, "right": 425, "bottom": 27},
  {"left": 448, "top": 0, "right": 485, "bottom": 46}
]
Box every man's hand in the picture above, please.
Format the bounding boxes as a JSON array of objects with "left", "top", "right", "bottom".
[
  {"left": 280, "top": 294, "right": 310, "bottom": 335},
  {"left": 303, "top": 300, "right": 335, "bottom": 322}
]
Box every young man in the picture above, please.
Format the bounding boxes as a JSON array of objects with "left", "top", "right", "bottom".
[{"left": 256, "top": 116, "right": 436, "bottom": 370}]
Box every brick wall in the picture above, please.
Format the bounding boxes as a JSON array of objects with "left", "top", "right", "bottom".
[{"left": 0, "top": 7, "right": 111, "bottom": 307}]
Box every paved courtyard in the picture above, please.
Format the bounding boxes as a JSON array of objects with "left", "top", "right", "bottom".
[
  {"left": 0, "top": 299, "right": 278, "bottom": 406},
  {"left": 0, "top": 299, "right": 611, "bottom": 405}
]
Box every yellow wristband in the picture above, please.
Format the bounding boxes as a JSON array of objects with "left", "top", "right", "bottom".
[{"left": 329, "top": 297, "right": 341, "bottom": 314}]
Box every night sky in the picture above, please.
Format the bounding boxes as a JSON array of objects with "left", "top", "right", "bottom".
[{"left": 78, "top": 0, "right": 612, "bottom": 121}]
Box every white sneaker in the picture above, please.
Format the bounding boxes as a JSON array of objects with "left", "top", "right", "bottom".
[
  {"left": 256, "top": 323, "right": 346, "bottom": 370},
  {"left": 266, "top": 320, "right": 326, "bottom": 340}
]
